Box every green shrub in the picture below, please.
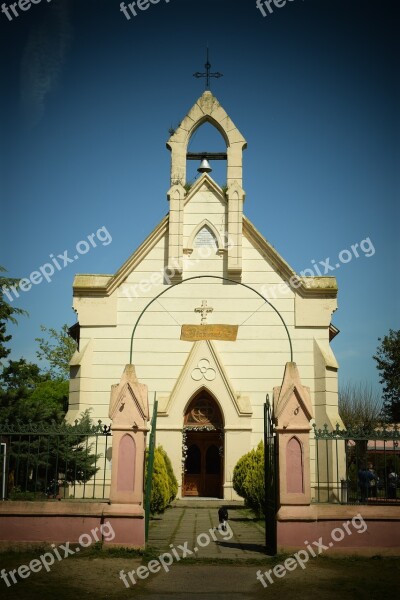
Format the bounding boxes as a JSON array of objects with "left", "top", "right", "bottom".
[
  {"left": 233, "top": 441, "right": 265, "bottom": 516},
  {"left": 148, "top": 448, "right": 170, "bottom": 514},
  {"left": 158, "top": 446, "right": 178, "bottom": 504},
  {"left": 146, "top": 446, "right": 178, "bottom": 514},
  {"left": 232, "top": 452, "right": 251, "bottom": 499},
  {"left": 8, "top": 487, "right": 46, "bottom": 501}
]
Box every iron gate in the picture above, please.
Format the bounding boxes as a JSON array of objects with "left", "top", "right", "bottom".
[
  {"left": 264, "top": 394, "right": 278, "bottom": 555},
  {"left": 145, "top": 397, "right": 158, "bottom": 541}
]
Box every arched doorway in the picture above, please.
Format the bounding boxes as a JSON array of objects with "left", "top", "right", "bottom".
[{"left": 183, "top": 391, "right": 224, "bottom": 498}]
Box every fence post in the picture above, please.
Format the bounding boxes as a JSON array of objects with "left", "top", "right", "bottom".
[{"left": 0, "top": 443, "right": 6, "bottom": 500}]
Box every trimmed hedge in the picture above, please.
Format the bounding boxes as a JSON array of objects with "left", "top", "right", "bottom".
[
  {"left": 232, "top": 441, "right": 265, "bottom": 516},
  {"left": 147, "top": 446, "right": 178, "bottom": 514}
]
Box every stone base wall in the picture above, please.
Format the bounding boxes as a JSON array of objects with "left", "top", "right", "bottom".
[
  {"left": 0, "top": 502, "right": 145, "bottom": 549},
  {"left": 277, "top": 504, "right": 400, "bottom": 555}
]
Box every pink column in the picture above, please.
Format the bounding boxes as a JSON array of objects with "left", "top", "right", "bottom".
[
  {"left": 273, "top": 362, "right": 313, "bottom": 506},
  {"left": 108, "top": 364, "right": 149, "bottom": 518}
]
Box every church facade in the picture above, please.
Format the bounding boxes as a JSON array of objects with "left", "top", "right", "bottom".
[{"left": 68, "top": 91, "right": 340, "bottom": 500}]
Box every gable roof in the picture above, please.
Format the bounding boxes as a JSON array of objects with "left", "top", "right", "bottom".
[{"left": 73, "top": 178, "right": 337, "bottom": 300}]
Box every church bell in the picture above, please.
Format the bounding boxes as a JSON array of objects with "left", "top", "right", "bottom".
[{"left": 197, "top": 158, "right": 212, "bottom": 173}]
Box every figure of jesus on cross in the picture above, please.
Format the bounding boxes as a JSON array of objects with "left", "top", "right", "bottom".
[{"left": 195, "top": 300, "right": 213, "bottom": 325}]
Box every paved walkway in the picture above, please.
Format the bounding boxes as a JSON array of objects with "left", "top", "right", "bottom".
[{"left": 148, "top": 499, "right": 266, "bottom": 560}]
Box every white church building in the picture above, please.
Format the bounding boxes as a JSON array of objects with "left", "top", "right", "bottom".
[{"left": 68, "top": 90, "right": 340, "bottom": 500}]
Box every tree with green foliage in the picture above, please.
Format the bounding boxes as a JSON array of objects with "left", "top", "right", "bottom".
[
  {"left": 51, "top": 410, "right": 101, "bottom": 485},
  {"left": 27, "top": 379, "right": 69, "bottom": 421},
  {"left": 5, "top": 410, "right": 101, "bottom": 498},
  {"left": 0, "top": 358, "right": 69, "bottom": 424},
  {"left": 233, "top": 442, "right": 265, "bottom": 516},
  {"left": 0, "top": 321, "right": 75, "bottom": 425},
  {"left": 0, "top": 359, "right": 48, "bottom": 423},
  {"left": 373, "top": 329, "right": 400, "bottom": 423},
  {"left": 35, "top": 324, "right": 77, "bottom": 380},
  {"left": 1, "top": 358, "right": 44, "bottom": 394},
  {"left": 0, "top": 266, "right": 27, "bottom": 361}
]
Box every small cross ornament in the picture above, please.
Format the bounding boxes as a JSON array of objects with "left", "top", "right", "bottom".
[{"left": 195, "top": 300, "right": 214, "bottom": 325}]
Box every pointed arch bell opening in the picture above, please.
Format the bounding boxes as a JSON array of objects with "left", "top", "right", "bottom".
[
  {"left": 166, "top": 91, "right": 247, "bottom": 188},
  {"left": 186, "top": 120, "right": 228, "bottom": 186}
]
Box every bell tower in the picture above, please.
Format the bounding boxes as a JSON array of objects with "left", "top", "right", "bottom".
[{"left": 166, "top": 91, "right": 247, "bottom": 279}]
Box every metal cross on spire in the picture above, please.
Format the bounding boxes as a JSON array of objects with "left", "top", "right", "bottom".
[
  {"left": 193, "top": 48, "right": 223, "bottom": 90},
  {"left": 195, "top": 300, "right": 214, "bottom": 325}
]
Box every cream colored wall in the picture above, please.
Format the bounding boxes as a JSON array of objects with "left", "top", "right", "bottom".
[
  {"left": 69, "top": 183, "right": 340, "bottom": 498},
  {"left": 183, "top": 184, "right": 227, "bottom": 247}
]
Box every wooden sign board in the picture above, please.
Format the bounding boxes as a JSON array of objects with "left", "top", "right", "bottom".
[{"left": 181, "top": 324, "right": 238, "bottom": 342}]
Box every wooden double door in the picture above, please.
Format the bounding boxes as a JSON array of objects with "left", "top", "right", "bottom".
[{"left": 183, "top": 431, "right": 223, "bottom": 498}]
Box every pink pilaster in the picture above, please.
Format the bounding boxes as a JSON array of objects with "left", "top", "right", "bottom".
[
  {"left": 108, "top": 364, "right": 150, "bottom": 545},
  {"left": 273, "top": 362, "right": 313, "bottom": 506}
]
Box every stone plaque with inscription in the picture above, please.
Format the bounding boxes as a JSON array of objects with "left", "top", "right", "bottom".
[{"left": 181, "top": 324, "right": 238, "bottom": 342}]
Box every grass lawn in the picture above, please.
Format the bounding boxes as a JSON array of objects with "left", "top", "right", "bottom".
[{"left": 0, "top": 547, "right": 399, "bottom": 600}]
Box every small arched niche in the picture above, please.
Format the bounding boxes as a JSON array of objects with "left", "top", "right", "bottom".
[
  {"left": 185, "top": 219, "right": 224, "bottom": 256},
  {"left": 117, "top": 434, "right": 136, "bottom": 493},
  {"left": 286, "top": 436, "right": 304, "bottom": 494}
]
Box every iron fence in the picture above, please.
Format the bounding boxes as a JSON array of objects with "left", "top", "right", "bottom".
[
  {"left": 313, "top": 423, "right": 400, "bottom": 504},
  {"left": 0, "top": 420, "right": 111, "bottom": 501}
]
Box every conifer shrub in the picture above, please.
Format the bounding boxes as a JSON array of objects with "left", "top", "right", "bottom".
[
  {"left": 232, "top": 451, "right": 251, "bottom": 499},
  {"left": 158, "top": 445, "right": 178, "bottom": 504},
  {"left": 233, "top": 441, "right": 265, "bottom": 516},
  {"left": 147, "top": 446, "right": 178, "bottom": 514}
]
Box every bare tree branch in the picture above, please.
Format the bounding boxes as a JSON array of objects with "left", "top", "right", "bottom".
[{"left": 339, "top": 382, "right": 383, "bottom": 430}]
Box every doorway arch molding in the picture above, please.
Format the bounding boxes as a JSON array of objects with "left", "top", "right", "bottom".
[
  {"left": 184, "top": 386, "right": 224, "bottom": 429},
  {"left": 129, "top": 275, "right": 293, "bottom": 364}
]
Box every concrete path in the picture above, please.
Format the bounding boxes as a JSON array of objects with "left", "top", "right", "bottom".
[{"left": 148, "top": 499, "right": 266, "bottom": 560}]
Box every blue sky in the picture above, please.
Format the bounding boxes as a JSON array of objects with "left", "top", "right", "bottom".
[{"left": 0, "top": 0, "right": 398, "bottom": 390}]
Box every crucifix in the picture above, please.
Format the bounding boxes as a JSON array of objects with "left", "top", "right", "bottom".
[
  {"left": 193, "top": 48, "right": 223, "bottom": 90},
  {"left": 181, "top": 299, "right": 237, "bottom": 341},
  {"left": 195, "top": 300, "right": 214, "bottom": 325}
]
